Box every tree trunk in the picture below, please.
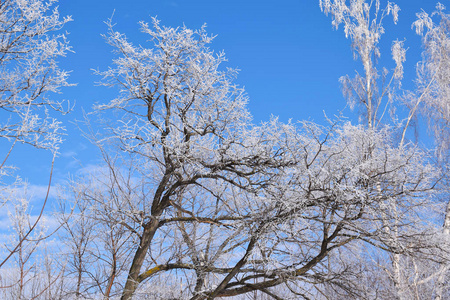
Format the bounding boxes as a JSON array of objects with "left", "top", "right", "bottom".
[
  {"left": 121, "top": 219, "right": 160, "bottom": 300},
  {"left": 435, "top": 200, "right": 450, "bottom": 300}
]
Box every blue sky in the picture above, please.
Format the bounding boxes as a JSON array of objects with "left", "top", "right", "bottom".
[{"left": 10, "top": 0, "right": 443, "bottom": 190}]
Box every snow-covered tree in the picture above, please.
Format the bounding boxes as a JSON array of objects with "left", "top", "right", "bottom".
[
  {"left": 0, "top": 0, "right": 72, "bottom": 296},
  {"left": 320, "top": 0, "right": 404, "bottom": 130},
  {"left": 60, "top": 15, "right": 441, "bottom": 299},
  {"left": 412, "top": 4, "right": 450, "bottom": 299},
  {"left": 413, "top": 3, "right": 450, "bottom": 156},
  {"left": 0, "top": 0, "right": 72, "bottom": 157},
  {"left": 321, "top": 1, "right": 450, "bottom": 299}
]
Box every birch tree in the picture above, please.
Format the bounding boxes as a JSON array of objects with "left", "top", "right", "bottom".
[
  {"left": 413, "top": 3, "right": 450, "bottom": 155},
  {"left": 318, "top": 2, "right": 407, "bottom": 295},
  {"left": 319, "top": 1, "right": 450, "bottom": 299},
  {"left": 320, "top": 0, "right": 404, "bottom": 130},
  {"left": 412, "top": 4, "right": 450, "bottom": 299}
]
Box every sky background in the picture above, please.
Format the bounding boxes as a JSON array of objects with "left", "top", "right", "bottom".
[{"left": 7, "top": 0, "right": 444, "bottom": 199}]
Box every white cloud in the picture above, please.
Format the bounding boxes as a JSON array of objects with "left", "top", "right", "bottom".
[{"left": 60, "top": 150, "right": 77, "bottom": 158}]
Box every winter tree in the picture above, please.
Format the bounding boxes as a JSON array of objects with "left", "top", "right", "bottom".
[
  {"left": 412, "top": 3, "right": 450, "bottom": 299},
  {"left": 413, "top": 3, "right": 450, "bottom": 155},
  {"left": 57, "top": 152, "right": 144, "bottom": 299},
  {"left": 320, "top": 0, "right": 404, "bottom": 131},
  {"left": 320, "top": 1, "right": 450, "bottom": 299},
  {"left": 54, "top": 14, "right": 441, "bottom": 299},
  {"left": 0, "top": 0, "right": 72, "bottom": 297}
]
